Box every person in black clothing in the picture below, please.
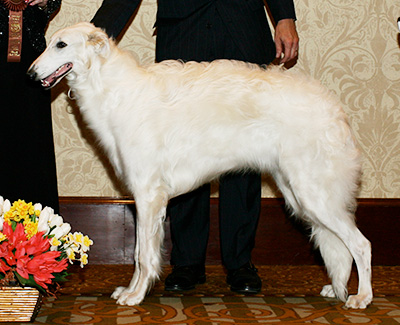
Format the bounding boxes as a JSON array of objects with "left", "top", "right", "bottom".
[
  {"left": 91, "top": 0, "right": 298, "bottom": 294},
  {"left": 0, "top": 0, "right": 60, "bottom": 211}
]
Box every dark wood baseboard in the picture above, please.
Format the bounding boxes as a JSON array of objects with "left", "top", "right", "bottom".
[{"left": 59, "top": 197, "right": 400, "bottom": 266}]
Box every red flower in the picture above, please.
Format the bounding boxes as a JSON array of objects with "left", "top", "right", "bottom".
[
  {"left": 26, "top": 251, "right": 68, "bottom": 288},
  {"left": 0, "top": 241, "right": 9, "bottom": 259},
  {"left": 24, "top": 231, "right": 49, "bottom": 256},
  {"left": 0, "top": 222, "right": 68, "bottom": 289},
  {"left": 0, "top": 258, "right": 10, "bottom": 273},
  {"left": 15, "top": 255, "right": 31, "bottom": 279},
  {"left": 1, "top": 223, "right": 28, "bottom": 267},
  {"left": 0, "top": 237, "right": 17, "bottom": 266},
  {"left": 3, "top": 223, "right": 26, "bottom": 247}
]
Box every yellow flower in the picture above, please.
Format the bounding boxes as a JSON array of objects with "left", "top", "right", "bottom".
[
  {"left": 4, "top": 200, "right": 37, "bottom": 224},
  {"left": 18, "top": 201, "right": 32, "bottom": 218},
  {"left": 74, "top": 233, "right": 83, "bottom": 244},
  {"left": 3, "top": 211, "right": 13, "bottom": 225},
  {"left": 28, "top": 206, "right": 35, "bottom": 216},
  {"left": 82, "top": 235, "right": 93, "bottom": 251},
  {"left": 80, "top": 253, "right": 88, "bottom": 267},
  {"left": 13, "top": 214, "right": 22, "bottom": 222},
  {"left": 15, "top": 199, "right": 27, "bottom": 212},
  {"left": 0, "top": 232, "right": 7, "bottom": 242},
  {"left": 23, "top": 219, "right": 38, "bottom": 239},
  {"left": 67, "top": 248, "right": 76, "bottom": 262},
  {"left": 50, "top": 237, "right": 61, "bottom": 247}
]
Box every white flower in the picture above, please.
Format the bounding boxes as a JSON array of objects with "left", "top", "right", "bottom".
[
  {"left": 49, "top": 214, "right": 64, "bottom": 228},
  {"left": 33, "top": 203, "right": 42, "bottom": 212},
  {"left": 2, "top": 199, "right": 10, "bottom": 214},
  {"left": 65, "top": 247, "right": 76, "bottom": 264},
  {"left": 0, "top": 196, "right": 3, "bottom": 216},
  {"left": 37, "top": 206, "right": 54, "bottom": 233},
  {"left": 0, "top": 199, "right": 11, "bottom": 230},
  {"left": 60, "top": 231, "right": 93, "bottom": 267},
  {"left": 81, "top": 235, "right": 93, "bottom": 252},
  {"left": 52, "top": 222, "right": 71, "bottom": 240},
  {"left": 68, "top": 232, "right": 84, "bottom": 246},
  {"left": 80, "top": 253, "right": 89, "bottom": 268}
]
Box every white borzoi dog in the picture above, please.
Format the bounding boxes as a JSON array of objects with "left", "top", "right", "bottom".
[{"left": 28, "top": 22, "right": 372, "bottom": 309}]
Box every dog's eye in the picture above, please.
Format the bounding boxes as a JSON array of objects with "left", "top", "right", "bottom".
[{"left": 56, "top": 41, "right": 67, "bottom": 49}]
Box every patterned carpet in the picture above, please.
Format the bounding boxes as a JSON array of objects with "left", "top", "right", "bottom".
[{"left": 10, "top": 265, "right": 400, "bottom": 324}]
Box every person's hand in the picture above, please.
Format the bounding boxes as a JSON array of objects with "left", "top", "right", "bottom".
[
  {"left": 274, "top": 19, "right": 299, "bottom": 63},
  {"left": 26, "top": 0, "right": 48, "bottom": 9}
]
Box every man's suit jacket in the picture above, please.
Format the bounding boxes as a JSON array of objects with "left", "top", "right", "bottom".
[{"left": 91, "top": 0, "right": 296, "bottom": 64}]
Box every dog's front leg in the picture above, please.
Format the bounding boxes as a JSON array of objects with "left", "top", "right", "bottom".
[{"left": 111, "top": 190, "right": 168, "bottom": 306}]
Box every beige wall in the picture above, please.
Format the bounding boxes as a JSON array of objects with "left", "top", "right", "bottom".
[{"left": 47, "top": 0, "right": 400, "bottom": 198}]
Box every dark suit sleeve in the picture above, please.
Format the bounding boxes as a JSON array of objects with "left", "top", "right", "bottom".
[
  {"left": 91, "top": 0, "right": 141, "bottom": 38},
  {"left": 265, "top": 0, "right": 296, "bottom": 22}
]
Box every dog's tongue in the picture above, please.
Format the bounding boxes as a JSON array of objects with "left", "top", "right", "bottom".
[{"left": 41, "top": 62, "right": 73, "bottom": 88}]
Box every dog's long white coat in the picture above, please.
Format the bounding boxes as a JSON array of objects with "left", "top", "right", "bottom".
[{"left": 29, "top": 23, "right": 372, "bottom": 309}]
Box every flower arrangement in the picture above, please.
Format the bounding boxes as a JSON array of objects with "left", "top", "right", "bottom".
[{"left": 0, "top": 197, "right": 93, "bottom": 293}]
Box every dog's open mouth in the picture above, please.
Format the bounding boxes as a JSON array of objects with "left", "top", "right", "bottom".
[{"left": 41, "top": 62, "right": 73, "bottom": 88}]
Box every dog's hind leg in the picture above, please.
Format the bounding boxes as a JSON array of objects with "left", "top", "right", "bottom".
[
  {"left": 312, "top": 225, "right": 353, "bottom": 302},
  {"left": 274, "top": 171, "right": 349, "bottom": 302},
  {"left": 339, "top": 226, "right": 372, "bottom": 309},
  {"left": 274, "top": 172, "right": 351, "bottom": 302},
  {"left": 274, "top": 172, "right": 353, "bottom": 303},
  {"left": 274, "top": 161, "right": 372, "bottom": 308},
  {"left": 112, "top": 187, "right": 168, "bottom": 306},
  {"left": 292, "top": 193, "right": 372, "bottom": 308},
  {"left": 318, "top": 220, "right": 371, "bottom": 309}
]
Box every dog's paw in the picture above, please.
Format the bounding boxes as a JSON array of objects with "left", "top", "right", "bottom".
[
  {"left": 345, "top": 294, "right": 372, "bottom": 309},
  {"left": 111, "top": 286, "right": 127, "bottom": 300},
  {"left": 117, "top": 291, "right": 146, "bottom": 306},
  {"left": 111, "top": 286, "right": 145, "bottom": 306},
  {"left": 320, "top": 285, "right": 336, "bottom": 298}
]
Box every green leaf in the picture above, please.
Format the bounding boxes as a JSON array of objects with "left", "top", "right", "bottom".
[
  {"left": 14, "top": 272, "right": 46, "bottom": 293},
  {"left": 53, "top": 270, "right": 70, "bottom": 283}
]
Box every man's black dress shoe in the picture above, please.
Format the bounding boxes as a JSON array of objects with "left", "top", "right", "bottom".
[
  {"left": 226, "top": 262, "right": 261, "bottom": 294},
  {"left": 165, "top": 265, "right": 206, "bottom": 291}
]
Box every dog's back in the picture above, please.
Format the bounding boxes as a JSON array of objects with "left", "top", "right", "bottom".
[{"left": 66, "top": 37, "right": 358, "bottom": 200}]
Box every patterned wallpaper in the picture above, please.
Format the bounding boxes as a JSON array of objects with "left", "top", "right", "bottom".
[{"left": 46, "top": 0, "right": 400, "bottom": 198}]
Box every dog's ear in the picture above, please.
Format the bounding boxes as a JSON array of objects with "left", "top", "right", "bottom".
[{"left": 87, "top": 31, "right": 110, "bottom": 57}]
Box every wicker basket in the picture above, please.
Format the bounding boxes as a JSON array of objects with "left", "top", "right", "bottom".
[{"left": 0, "top": 287, "right": 42, "bottom": 322}]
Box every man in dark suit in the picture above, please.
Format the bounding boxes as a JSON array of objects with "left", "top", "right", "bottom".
[{"left": 92, "top": 0, "right": 298, "bottom": 294}]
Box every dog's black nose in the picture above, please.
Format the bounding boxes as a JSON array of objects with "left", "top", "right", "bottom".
[{"left": 27, "top": 66, "right": 37, "bottom": 80}]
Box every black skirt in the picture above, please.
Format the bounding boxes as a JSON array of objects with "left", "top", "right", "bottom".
[{"left": 0, "top": 25, "right": 59, "bottom": 211}]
